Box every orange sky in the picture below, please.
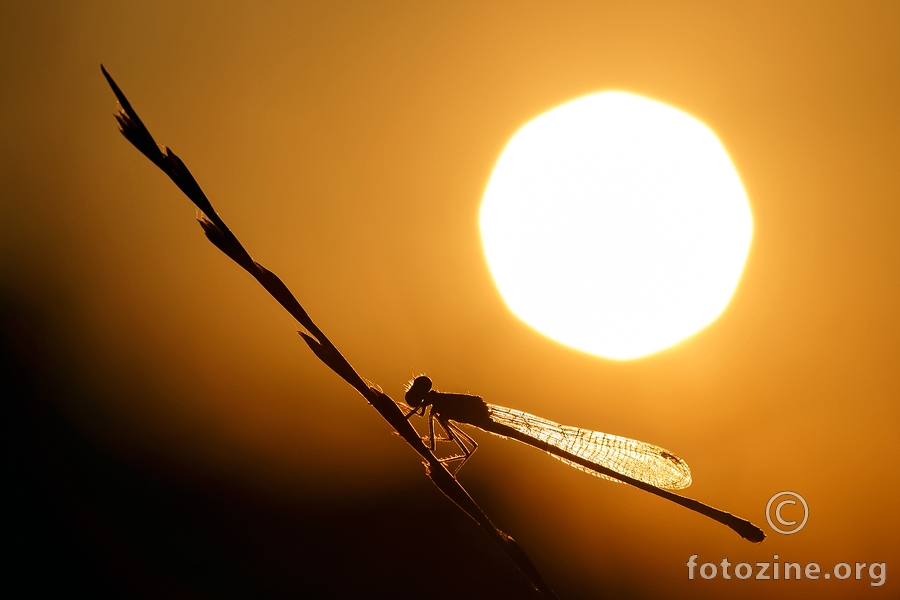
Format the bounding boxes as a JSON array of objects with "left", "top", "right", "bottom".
[{"left": 2, "top": 2, "right": 898, "bottom": 598}]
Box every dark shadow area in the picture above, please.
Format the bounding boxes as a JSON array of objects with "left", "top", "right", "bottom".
[{"left": 1, "top": 291, "right": 544, "bottom": 599}]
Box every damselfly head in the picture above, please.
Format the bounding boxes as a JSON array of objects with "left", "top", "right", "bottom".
[{"left": 405, "top": 375, "right": 433, "bottom": 406}]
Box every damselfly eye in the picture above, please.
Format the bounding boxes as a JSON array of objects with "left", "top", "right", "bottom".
[{"left": 405, "top": 375, "right": 432, "bottom": 406}]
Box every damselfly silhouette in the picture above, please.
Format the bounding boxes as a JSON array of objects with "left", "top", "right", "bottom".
[{"left": 403, "top": 375, "right": 765, "bottom": 542}]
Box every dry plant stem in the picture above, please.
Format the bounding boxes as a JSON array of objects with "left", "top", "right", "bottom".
[{"left": 101, "top": 65, "right": 557, "bottom": 599}]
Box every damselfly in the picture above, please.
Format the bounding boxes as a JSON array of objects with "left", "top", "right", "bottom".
[{"left": 403, "top": 375, "right": 765, "bottom": 542}]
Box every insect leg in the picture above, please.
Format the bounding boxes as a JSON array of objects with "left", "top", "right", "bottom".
[
  {"left": 404, "top": 404, "right": 426, "bottom": 420},
  {"left": 436, "top": 419, "right": 478, "bottom": 475},
  {"left": 448, "top": 422, "right": 478, "bottom": 456},
  {"left": 426, "top": 409, "right": 438, "bottom": 451},
  {"left": 424, "top": 410, "right": 457, "bottom": 446}
]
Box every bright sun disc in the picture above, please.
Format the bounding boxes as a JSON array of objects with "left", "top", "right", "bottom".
[{"left": 480, "top": 91, "right": 753, "bottom": 360}]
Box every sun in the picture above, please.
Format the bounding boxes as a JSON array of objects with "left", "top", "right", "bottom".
[{"left": 480, "top": 91, "right": 753, "bottom": 360}]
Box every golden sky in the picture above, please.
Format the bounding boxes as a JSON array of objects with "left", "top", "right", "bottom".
[{"left": 2, "top": 2, "right": 898, "bottom": 598}]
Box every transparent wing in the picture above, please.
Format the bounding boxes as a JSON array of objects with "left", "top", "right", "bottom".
[{"left": 486, "top": 404, "right": 692, "bottom": 490}]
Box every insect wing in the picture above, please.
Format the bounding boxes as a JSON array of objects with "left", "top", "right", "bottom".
[{"left": 486, "top": 404, "right": 692, "bottom": 490}]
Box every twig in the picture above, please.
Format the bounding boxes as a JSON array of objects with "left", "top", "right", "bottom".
[{"left": 101, "top": 65, "right": 557, "bottom": 599}]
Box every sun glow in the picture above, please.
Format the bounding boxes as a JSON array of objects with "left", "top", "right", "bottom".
[{"left": 480, "top": 91, "right": 753, "bottom": 360}]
